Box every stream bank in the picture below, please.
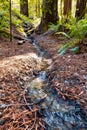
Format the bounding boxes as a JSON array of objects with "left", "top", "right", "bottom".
[
  {"left": 24, "top": 36, "right": 87, "bottom": 130},
  {"left": 32, "top": 33, "right": 87, "bottom": 115},
  {"left": 0, "top": 31, "right": 87, "bottom": 129}
]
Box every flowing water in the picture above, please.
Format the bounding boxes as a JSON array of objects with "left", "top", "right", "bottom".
[{"left": 24, "top": 36, "right": 87, "bottom": 130}]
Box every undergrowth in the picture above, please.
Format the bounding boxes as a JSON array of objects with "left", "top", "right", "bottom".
[
  {"left": 0, "top": 1, "right": 33, "bottom": 37},
  {"left": 0, "top": 1, "right": 9, "bottom": 36},
  {"left": 49, "top": 21, "right": 62, "bottom": 33},
  {"left": 49, "top": 16, "right": 87, "bottom": 55}
]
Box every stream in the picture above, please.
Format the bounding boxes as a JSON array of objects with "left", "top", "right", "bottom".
[{"left": 23, "top": 35, "right": 87, "bottom": 130}]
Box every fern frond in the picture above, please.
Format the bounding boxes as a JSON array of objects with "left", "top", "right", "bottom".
[
  {"left": 55, "top": 32, "right": 70, "bottom": 39},
  {"left": 49, "top": 23, "right": 60, "bottom": 32},
  {"left": 58, "top": 39, "right": 80, "bottom": 55}
]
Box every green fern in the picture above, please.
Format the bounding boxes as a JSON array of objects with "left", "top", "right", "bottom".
[
  {"left": 55, "top": 32, "right": 70, "bottom": 39},
  {"left": 65, "top": 16, "right": 87, "bottom": 40},
  {"left": 49, "top": 23, "right": 60, "bottom": 32},
  {"left": 0, "top": 1, "right": 9, "bottom": 35},
  {"left": 58, "top": 16, "right": 87, "bottom": 55},
  {"left": 58, "top": 39, "right": 80, "bottom": 55},
  {"left": 49, "top": 21, "right": 62, "bottom": 32},
  {"left": 12, "top": 9, "right": 32, "bottom": 24}
]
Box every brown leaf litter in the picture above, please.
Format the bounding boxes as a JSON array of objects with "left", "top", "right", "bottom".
[{"left": 0, "top": 38, "right": 45, "bottom": 130}]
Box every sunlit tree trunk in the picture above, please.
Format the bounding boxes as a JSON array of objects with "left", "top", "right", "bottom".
[
  {"left": 37, "top": 0, "right": 40, "bottom": 17},
  {"left": 20, "top": 0, "right": 28, "bottom": 16},
  {"left": 35, "top": 0, "right": 38, "bottom": 16},
  {"left": 75, "top": 0, "right": 86, "bottom": 19},
  {"left": 60, "top": 0, "right": 63, "bottom": 20},
  {"left": 63, "top": 0, "right": 72, "bottom": 17},
  {"left": 35, "top": 0, "right": 40, "bottom": 17},
  {"left": 38, "top": 0, "right": 59, "bottom": 33}
]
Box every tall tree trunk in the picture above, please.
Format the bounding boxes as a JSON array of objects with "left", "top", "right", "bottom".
[
  {"left": 75, "top": 0, "right": 86, "bottom": 19},
  {"left": 20, "top": 0, "right": 28, "bottom": 17},
  {"left": 37, "top": 0, "right": 59, "bottom": 33},
  {"left": 63, "top": 0, "right": 72, "bottom": 17},
  {"left": 60, "top": 0, "right": 63, "bottom": 19},
  {"left": 35, "top": 0, "right": 38, "bottom": 16},
  {"left": 37, "top": 0, "right": 40, "bottom": 17},
  {"left": 35, "top": 0, "right": 40, "bottom": 17}
]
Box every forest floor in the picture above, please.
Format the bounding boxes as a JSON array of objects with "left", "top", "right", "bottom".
[
  {"left": 34, "top": 34, "right": 87, "bottom": 111},
  {"left": 0, "top": 33, "right": 87, "bottom": 129}
]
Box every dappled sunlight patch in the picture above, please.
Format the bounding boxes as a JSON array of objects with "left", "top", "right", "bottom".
[{"left": 0, "top": 52, "right": 44, "bottom": 84}]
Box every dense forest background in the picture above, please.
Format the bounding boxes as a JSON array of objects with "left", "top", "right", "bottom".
[{"left": 0, "top": 0, "right": 87, "bottom": 53}]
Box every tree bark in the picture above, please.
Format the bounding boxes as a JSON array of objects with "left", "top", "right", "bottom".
[
  {"left": 63, "top": 0, "right": 72, "bottom": 17},
  {"left": 38, "top": 0, "right": 59, "bottom": 33},
  {"left": 20, "top": 0, "right": 28, "bottom": 17},
  {"left": 60, "top": 0, "right": 63, "bottom": 19},
  {"left": 75, "top": 0, "right": 86, "bottom": 19},
  {"left": 35, "top": 0, "right": 40, "bottom": 17},
  {"left": 38, "top": 0, "right": 40, "bottom": 17}
]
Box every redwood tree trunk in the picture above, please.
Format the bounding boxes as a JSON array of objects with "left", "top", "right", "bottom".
[
  {"left": 37, "top": 0, "right": 40, "bottom": 17},
  {"left": 38, "top": 0, "right": 59, "bottom": 33},
  {"left": 75, "top": 0, "right": 86, "bottom": 19},
  {"left": 20, "top": 0, "right": 28, "bottom": 17},
  {"left": 63, "top": 0, "right": 72, "bottom": 17},
  {"left": 35, "top": 0, "right": 40, "bottom": 17}
]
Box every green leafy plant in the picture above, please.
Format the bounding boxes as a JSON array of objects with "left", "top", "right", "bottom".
[
  {"left": 49, "top": 21, "right": 62, "bottom": 32},
  {"left": 0, "top": 1, "right": 9, "bottom": 35},
  {"left": 58, "top": 39, "right": 80, "bottom": 55},
  {"left": 0, "top": 1, "right": 34, "bottom": 37},
  {"left": 65, "top": 15, "right": 87, "bottom": 40},
  {"left": 55, "top": 32, "right": 70, "bottom": 39},
  {"left": 58, "top": 16, "right": 87, "bottom": 55}
]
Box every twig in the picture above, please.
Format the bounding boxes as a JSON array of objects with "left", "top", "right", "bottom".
[{"left": 29, "top": 111, "right": 37, "bottom": 130}]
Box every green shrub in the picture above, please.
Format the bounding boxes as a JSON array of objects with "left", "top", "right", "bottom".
[
  {"left": 0, "top": 1, "right": 33, "bottom": 37},
  {"left": 0, "top": 1, "right": 9, "bottom": 35},
  {"left": 65, "top": 15, "right": 87, "bottom": 40},
  {"left": 58, "top": 16, "right": 87, "bottom": 55}
]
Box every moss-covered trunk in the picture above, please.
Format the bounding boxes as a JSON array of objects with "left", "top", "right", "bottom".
[{"left": 38, "top": 0, "right": 59, "bottom": 33}]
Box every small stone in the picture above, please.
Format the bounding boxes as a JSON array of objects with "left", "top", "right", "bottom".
[
  {"left": 68, "top": 55, "right": 71, "bottom": 58},
  {"left": 74, "top": 72, "right": 79, "bottom": 76},
  {"left": 0, "top": 104, "right": 7, "bottom": 109},
  {"left": 0, "top": 112, "right": 3, "bottom": 117},
  {"left": 17, "top": 40, "right": 25, "bottom": 45},
  {"left": 75, "top": 107, "right": 81, "bottom": 114},
  {"left": 71, "top": 121, "right": 75, "bottom": 127},
  {"left": 14, "top": 92, "right": 19, "bottom": 96},
  {"left": 0, "top": 119, "right": 5, "bottom": 125},
  {"left": 0, "top": 94, "right": 5, "bottom": 98},
  {"left": 83, "top": 75, "right": 87, "bottom": 80}
]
